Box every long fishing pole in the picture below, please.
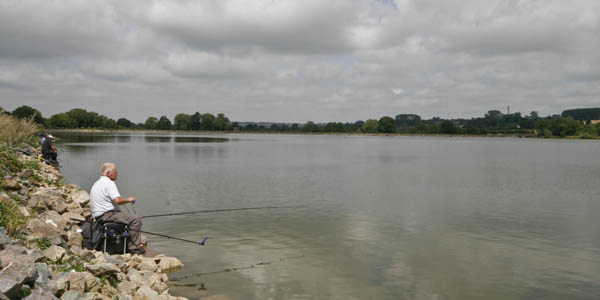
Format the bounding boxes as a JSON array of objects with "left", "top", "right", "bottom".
[
  {"left": 141, "top": 205, "right": 303, "bottom": 219},
  {"left": 70, "top": 218, "right": 207, "bottom": 246},
  {"left": 128, "top": 228, "right": 208, "bottom": 246}
]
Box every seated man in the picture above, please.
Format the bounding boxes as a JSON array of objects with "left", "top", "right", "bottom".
[
  {"left": 41, "top": 134, "right": 58, "bottom": 162},
  {"left": 90, "top": 162, "right": 145, "bottom": 254}
]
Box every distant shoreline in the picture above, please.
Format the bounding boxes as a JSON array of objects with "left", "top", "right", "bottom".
[
  {"left": 47, "top": 128, "right": 600, "bottom": 140},
  {"left": 47, "top": 128, "right": 547, "bottom": 138}
]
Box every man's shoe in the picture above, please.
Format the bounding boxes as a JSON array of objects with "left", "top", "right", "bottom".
[{"left": 128, "top": 248, "right": 146, "bottom": 255}]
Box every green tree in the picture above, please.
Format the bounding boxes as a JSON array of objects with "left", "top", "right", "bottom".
[
  {"left": 173, "top": 113, "right": 192, "bottom": 130},
  {"left": 103, "top": 118, "right": 118, "bottom": 129},
  {"left": 144, "top": 117, "right": 158, "bottom": 129},
  {"left": 47, "top": 113, "right": 76, "bottom": 128},
  {"left": 214, "top": 113, "right": 230, "bottom": 131},
  {"left": 65, "top": 108, "right": 93, "bottom": 127},
  {"left": 362, "top": 119, "right": 378, "bottom": 133},
  {"left": 377, "top": 116, "right": 396, "bottom": 133},
  {"left": 117, "top": 118, "right": 133, "bottom": 128},
  {"left": 156, "top": 116, "right": 172, "bottom": 130},
  {"left": 12, "top": 105, "right": 44, "bottom": 124},
  {"left": 302, "top": 121, "right": 319, "bottom": 132},
  {"left": 190, "top": 112, "right": 202, "bottom": 130},
  {"left": 200, "top": 113, "right": 215, "bottom": 130},
  {"left": 395, "top": 114, "right": 421, "bottom": 127},
  {"left": 549, "top": 117, "right": 582, "bottom": 137},
  {"left": 440, "top": 120, "right": 459, "bottom": 134}
]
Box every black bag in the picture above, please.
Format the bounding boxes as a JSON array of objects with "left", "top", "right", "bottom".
[{"left": 80, "top": 218, "right": 102, "bottom": 251}]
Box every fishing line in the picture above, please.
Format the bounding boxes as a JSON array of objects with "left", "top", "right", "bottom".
[
  {"left": 169, "top": 253, "right": 305, "bottom": 281},
  {"left": 141, "top": 205, "right": 304, "bottom": 219}
]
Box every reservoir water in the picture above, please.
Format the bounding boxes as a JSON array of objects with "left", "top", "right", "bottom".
[{"left": 55, "top": 132, "right": 600, "bottom": 300}]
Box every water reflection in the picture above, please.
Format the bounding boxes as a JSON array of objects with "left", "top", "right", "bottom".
[{"left": 144, "top": 135, "right": 172, "bottom": 143}]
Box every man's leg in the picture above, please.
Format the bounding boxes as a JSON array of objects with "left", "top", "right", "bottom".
[{"left": 98, "top": 211, "right": 143, "bottom": 251}]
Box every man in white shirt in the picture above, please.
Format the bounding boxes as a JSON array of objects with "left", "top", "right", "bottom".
[{"left": 90, "top": 162, "right": 145, "bottom": 254}]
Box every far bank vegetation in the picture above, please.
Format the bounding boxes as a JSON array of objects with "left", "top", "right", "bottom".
[{"left": 4, "top": 105, "right": 600, "bottom": 139}]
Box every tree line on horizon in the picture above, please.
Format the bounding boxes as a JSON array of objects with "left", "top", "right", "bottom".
[{"left": 3, "top": 105, "right": 600, "bottom": 138}]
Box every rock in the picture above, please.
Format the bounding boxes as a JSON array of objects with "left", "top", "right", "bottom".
[
  {"left": 22, "top": 287, "right": 58, "bottom": 300},
  {"left": 0, "top": 291, "right": 9, "bottom": 300},
  {"left": 60, "top": 290, "right": 95, "bottom": 300},
  {"left": 34, "top": 263, "right": 52, "bottom": 288},
  {"left": 136, "top": 258, "right": 157, "bottom": 272},
  {"left": 27, "top": 195, "right": 47, "bottom": 210},
  {"left": 119, "top": 253, "right": 133, "bottom": 262},
  {"left": 65, "top": 231, "right": 82, "bottom": 248},
  {"left": 43, "top": 245, "right": 66, "bottom": 261},
  {"left": 91, "top": 254, "right": 107, "bottom": 265},
  {"left": 0, "top": 245, "right": 38, "bottom": 295},
  {"left": 82, "top": 209, "right": 92, "bottom": 219},
  {"left": 0, "top": 277, "right": 20, "bottom": 300},
  {"left": 27, "top": 219, "right": 60, "bottom": 238},
  {"left": 133, "top": 285, "right": 162, "bottom": 300},
  {"left": 126, "top": 268, "right": 143, "bottom": 286},
  {"left": 65, "top": 272, "right": 101, "bottom": 293},
  {"left": 51, "top": 201, "right": 68, "bottom": 214},
  {"left": 156, "top": 257, "right": 184, "bottom": 273},
  {"left": 84, "top": 263, "right": 120, "bottom": 276},
  {"left": 39, "top": 211, "right": 67, "bottom": 229},
  {"left": 116, "top": 272, "right": 127, "bottom": 282},
  {"left": 98, "top": 285, "right": 118, "bottom": 298},
  {"left": 117, "top": 280, "right": 138, "bottom": 296},
  {"left": 64, "top": 202, "right": 81, "bottom": 213},
  {"left": 126, "top": 260, "right": 139, "bottom": 271},
  {"left": 69, "top": 247, "right": 94, "bottom": 260},
  {"left": 141, "top": 272, "right": 168, "bottom": 293},
  {"left": 1, "top": 179, "right": 20, "bottom": 191},
  {"left": 116, "top": 294, "right": 133, "bottom": 300},
  {"left": 47, "top": 272, "right": 68, "bottom": 296},
  {"left": 18, "top": 206, "right": 31, "bottom": 217},
  {"left": 0, "top": 228, "right": 11, "bottom": 247},
  {"left": 20, "top": 169, "right": 34, "bottom": 178},
  {"left": 70, "top": 190, "right": 90, "bottom": 207},
  {"left": 48, "top": 235, "right": 67, "bottom": 248}
]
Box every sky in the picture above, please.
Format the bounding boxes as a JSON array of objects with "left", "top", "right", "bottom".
[{"left": 1, "top": 0, "right": 599, "bottom": 123}]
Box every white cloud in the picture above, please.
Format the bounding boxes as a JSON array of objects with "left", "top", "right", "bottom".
[{"left": 1, "top": 0, "right": 600, "bottom": 122}]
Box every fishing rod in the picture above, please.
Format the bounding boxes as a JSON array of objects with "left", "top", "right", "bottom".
[
  {"left": 141, "top": 205, "right": 304, "bottom": 219},
  {"left": 70, "top": 218, "right": 207, "bottom": 246},
  {"left": 128, "top": 228, "right": 208, "bottom": 246}
]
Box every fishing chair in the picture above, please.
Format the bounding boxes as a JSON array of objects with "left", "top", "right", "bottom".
[{"left": 100, "top": 222, "right": 130, "bottom": 255}]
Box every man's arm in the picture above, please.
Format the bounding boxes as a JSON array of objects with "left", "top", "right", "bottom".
[{"left": 112, "top": 196, "right": 135, "bottom": 205}]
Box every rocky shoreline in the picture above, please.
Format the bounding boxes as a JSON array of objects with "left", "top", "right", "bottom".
[{"left": 0, "top": 149, "right": 187, "bottom": 300}]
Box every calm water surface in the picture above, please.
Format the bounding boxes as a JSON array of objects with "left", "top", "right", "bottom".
[{"left": 55, "top": 132, "right": 600, "bottom": 300}]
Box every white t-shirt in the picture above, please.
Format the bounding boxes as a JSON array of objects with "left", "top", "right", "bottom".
[{"left": 90, "top": 176, "right": 121, "bottom": 217}]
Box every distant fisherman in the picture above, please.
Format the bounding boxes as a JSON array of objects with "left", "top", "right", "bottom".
[
  {"left": 90, "top": 162, "right": 145, "bottom": 254},
  {"left": 41, "top": 134, "right": 58, "bottom": 163}
]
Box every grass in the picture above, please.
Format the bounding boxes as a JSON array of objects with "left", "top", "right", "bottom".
[
  {"left": 0, "top": 113, "right": 40, "bottom": 148},
  {"left": 29, "top": 237, "right": 52, "bottom": 250},
  {"left": 0, "top": 148, "right": 25, "bottom": 179},
  {"left": 24, "top": 159, "right": 40, "bottom": 170},
  {"left": 48, "top": 256, "right": 87, "bottom": 273},
  {"left": 0, "top": 196, "right": 26, "bottom": 236}
]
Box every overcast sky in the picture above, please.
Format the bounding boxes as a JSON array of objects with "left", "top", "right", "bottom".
[{"left": 1, "top": 0, "right": 599, "bottom": 123}]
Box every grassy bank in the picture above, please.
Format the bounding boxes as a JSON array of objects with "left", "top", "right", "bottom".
[{"left": 0, "top": 113, "right": 41, "bottom": 236}]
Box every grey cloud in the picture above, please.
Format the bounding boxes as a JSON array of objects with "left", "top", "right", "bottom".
[
  {"left": 145, "top": 0, "right": 362, "bottom": 54},
  {"left": 0, "top": 0, "right": 599, "bottom": 122}
]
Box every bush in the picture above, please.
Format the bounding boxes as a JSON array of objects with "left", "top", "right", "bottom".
[
  {"left": 0, "top": 150, "right": 25, "bottom": 178},
  {"left": 0, "top": 114, "right": 41, "bottom": 147},
  {"left": 0, "top": 197, "right": 25, "bottom": 236}
]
